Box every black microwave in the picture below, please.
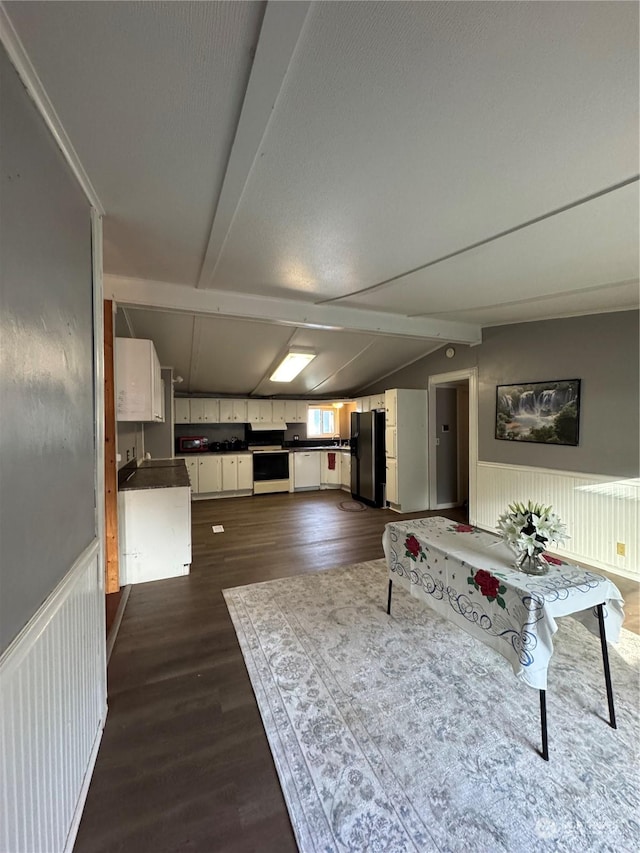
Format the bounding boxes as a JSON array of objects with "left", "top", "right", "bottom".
[{"left": 178, "top": 436, "right": 209, "bottom": 453}]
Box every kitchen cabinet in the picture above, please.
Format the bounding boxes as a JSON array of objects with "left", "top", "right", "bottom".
[
  {"left": 284, "top": 400, "right": 308, "bottom": 423},
  {"left": 320, "top": 450, "right": 341, "bottom": 488},
  {"left": 198, "top": 455, "right": 222, "bottom": 493},
  {"left": 293, "top": 451, "right": 321, "bottom": 490},
  {"left": 184, "top": 457, "right": 199, "bottom": 490},
  {"left": 221, "top": 453, "right": 253, "bottom": 491},
  {"left": 175, "top": 397, "right": 190, "bottom": 424},
  {"left": 221, "top": 455, "right": 237, "bottom": 491},
  {"left": 175, "top": 397, "right": 219, "bottom": 424},
  {"left": 183, "top": 453, "right": 252, "bottom": 495},
  {"left": 191, "top": 398, "right": 219, "bottom": 423},
  {"left": 247, "top": 399, "right": 273, "bottom": 422},
  {"left": 118, "top": 486, "right": 191, "bottom": 585},
  {"left": 237, "top": 454, "right": 253, "bottom": 490},
  {"left": 384, "top": 388, "right": 428, "bottom": 512},
  {"left": 385, "top": 426, "right": 397, "bottom": 458},
  {"left": 271, "top": 400, "right": 286, "bottom": 426},
  {"left": 369, "top": 393, "right": 386, "bottom": 410},
  {"left": 385, "top": 389, "right": 397, "bottom": 427},
  {"left": 219, "top": 399, "right": 248, "bottom": 423},
  {"left": 116, "top": 337, "right": 164, "bottom": 422},
  {"left": 340, "top": 452, "right": 351, "bottom": 489},
  {"left": 386, "top": 458, "right": 398, "bottom": 504}
]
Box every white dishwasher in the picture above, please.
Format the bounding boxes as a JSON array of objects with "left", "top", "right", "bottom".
[{"left": 293, "top": 451, "right": 321, "bottom": 490}]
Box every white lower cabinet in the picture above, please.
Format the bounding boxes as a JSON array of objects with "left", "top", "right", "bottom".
[
  {"left": 340, "top": 452, "right": 351, "bottom": 489},
  {"left": 119, "top": 486, "right": 191, "bottom": 585},
  {"left": 184, "top": 454, "right": 253, "bottom": 496},
  {"left": 321, "top": 450, "right": 341, "bottom": 488},
  {"left": 222, "top": 454, "right": 253, "bottom": 492},
  {"left": 198, "top": 456, "right": 222, "bottom": 493},
  {"left": 237, "top": 454, "right": 253, "bottom": 490},
  {"left": 185, "top": 457, "right": 199, "bottom": 490}
]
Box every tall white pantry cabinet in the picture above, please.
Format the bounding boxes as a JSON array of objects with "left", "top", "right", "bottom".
[{"left": 384, "top": 388, "right": 429, "bottom": 512}]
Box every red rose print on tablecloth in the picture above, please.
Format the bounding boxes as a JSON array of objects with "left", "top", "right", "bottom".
[
  {"left": 454, "top": 524, "right": 475, "bottom": 533},
  {"left": 405, "top": 535, "right": 426, "bottom": 562},
  {"left": 468, "top": 569, "right": 507, "bottom": 609},
  {"left": 543, "top": 554, "right": 563, "bottom": 566}
]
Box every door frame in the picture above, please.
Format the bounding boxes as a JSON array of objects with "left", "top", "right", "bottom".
[{"left": 428, "top": 367, "right": 478, "bottom": 521}]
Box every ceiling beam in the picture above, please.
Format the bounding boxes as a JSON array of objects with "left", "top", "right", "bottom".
[
  {"left": 106, "top": 275, "right": 483, "bottom": 345},
  {"left": 197, "top": 0, "right": 312, "bottom": 288}
]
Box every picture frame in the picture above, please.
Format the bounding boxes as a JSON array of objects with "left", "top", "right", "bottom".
[{"left": 495, "top": 379, "right": 580, "bottom": 446}]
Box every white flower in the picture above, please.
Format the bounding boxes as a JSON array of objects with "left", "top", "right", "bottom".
[
  {"left": 497, "top": 500, "right": 570, "bottom": 555},
  {"left": 519, "top": 532, "right": 541, "bottom": 555}
]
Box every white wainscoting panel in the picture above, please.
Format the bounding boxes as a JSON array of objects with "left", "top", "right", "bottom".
[
  {"left": 475, "top": 463, "right": 639, "bottom": 580},
  {"left": 0, "top": 540, "right": 106, "bottom": 853}
]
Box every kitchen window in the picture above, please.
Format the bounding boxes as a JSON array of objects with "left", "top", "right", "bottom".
[{"left": 307, "top": 407, "right": 336, "bottom": 437}]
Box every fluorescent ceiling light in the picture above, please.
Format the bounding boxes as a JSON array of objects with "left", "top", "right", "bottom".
[{"left": 270, "top": 350, "right": 316, "bottom": 382}]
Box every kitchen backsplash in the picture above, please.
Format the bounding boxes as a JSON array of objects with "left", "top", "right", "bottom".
[{"left": 173, "top": 422, "right": 313, "bottom": 445}]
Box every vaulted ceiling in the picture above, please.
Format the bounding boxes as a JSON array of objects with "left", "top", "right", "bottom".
[{"left": 5, "top": 0, "right": 638, "bottom": 395}]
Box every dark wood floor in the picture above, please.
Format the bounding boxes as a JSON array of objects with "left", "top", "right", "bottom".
[
  {"left": 76, "top": 492, "right": 465, "bottom": 853},
  {"left": 76, "top": 492, "right": 638, "bottom": 852}
]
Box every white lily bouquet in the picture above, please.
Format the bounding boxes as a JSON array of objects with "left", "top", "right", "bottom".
[{"left": 497, "top": 500, "right": 569, "bottom": 574}]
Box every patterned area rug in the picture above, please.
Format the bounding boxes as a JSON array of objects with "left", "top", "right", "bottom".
[
  {"left": 223, "top": 560, "right": 640, "bottom": 852},
  {"left": 337, "top": 500, "right": 367, "bottom": 512}
]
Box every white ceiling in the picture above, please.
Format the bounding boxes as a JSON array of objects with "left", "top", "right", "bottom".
[{"left": 5, "top": 0, "right": 639, "bottom": 396}]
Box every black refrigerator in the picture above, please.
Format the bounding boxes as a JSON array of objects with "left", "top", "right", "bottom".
[{"left": 350, "top": 410, "right": 386, "bottom": 507}]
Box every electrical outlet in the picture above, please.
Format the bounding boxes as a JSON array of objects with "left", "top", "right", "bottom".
[{"left": 616, "top": 542, "right": 626, "bottom": 557}]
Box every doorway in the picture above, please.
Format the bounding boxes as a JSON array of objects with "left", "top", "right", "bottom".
[{"left": 428, "top": 368, "right": 478, "bottom": 520}]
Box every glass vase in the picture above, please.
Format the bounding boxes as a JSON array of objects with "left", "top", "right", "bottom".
[{"left": 515, "top": 549, "right": 549, "bottom": 575}]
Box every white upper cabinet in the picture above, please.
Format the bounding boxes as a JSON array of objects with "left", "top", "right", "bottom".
[
  {"left": 284, "top": 400, "right": 308, "bottom": 422},
  {"left": 174, "top": 397, "right": 190, "bottom": 424},
  {"left": 218, "top": 399, "right": 248, "bottom": 423},
  {"left": 116, "top": 337, "right": 163, "bottom": 422},
  {"left": 189, "top": 398, "right": 205, "bottom": 424},
  {"left": 247, "top": 399, "right": 273, "bottom": 422},
  {"left": 202, "top": 398, "right": 219, "bottom": 422},
  {"left": 271, "top": 400, "right": 286, "bottom": 425}
]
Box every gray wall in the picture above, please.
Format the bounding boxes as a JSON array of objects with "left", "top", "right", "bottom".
[
  {"left": 0, "top": 48, "right": 95, "bottom": 653},
  {"left": 364, "top": 310, "right": 639, "bottom": 478}
]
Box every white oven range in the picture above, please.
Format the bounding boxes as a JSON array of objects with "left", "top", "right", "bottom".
[{"left": 250, "top": 446, "right": 290, "bottom": 494}]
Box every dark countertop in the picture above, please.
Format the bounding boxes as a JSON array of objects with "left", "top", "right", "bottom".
[
  {"left": 119, "top": 458, "right": 190, "bottom": 491},
  {"left": 287, "top": 445, "right": 350, "bottom": 452},
  {"left": 176, "top": 451, "right": 251, "bottom": 458}
]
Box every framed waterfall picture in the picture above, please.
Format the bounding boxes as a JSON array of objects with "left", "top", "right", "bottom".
[{"left": 495, "top": 379, "right": 581, "bottom": 446}]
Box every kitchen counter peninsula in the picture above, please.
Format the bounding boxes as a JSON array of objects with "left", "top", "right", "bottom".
[
  {"left": 119, "top": 458, "right": 190, "bottom": 491},
  {"left": 118, "top": 458, "right": 192, "bottom": 585}
]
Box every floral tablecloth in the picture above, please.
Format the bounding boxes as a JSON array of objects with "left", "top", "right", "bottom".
[{"left": 382, "top": 516, "right": 625, "bottom": 689}]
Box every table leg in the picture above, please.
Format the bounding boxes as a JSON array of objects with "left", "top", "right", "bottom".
[
  {"left": 596, "top": 603, "right": 617, "bottom": 729},
  {"left": 539, "top": 690, "right": 549, "bottom": 761},
  {"left": 387, "top": 579, "right": 393, "bottom": 615}
]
